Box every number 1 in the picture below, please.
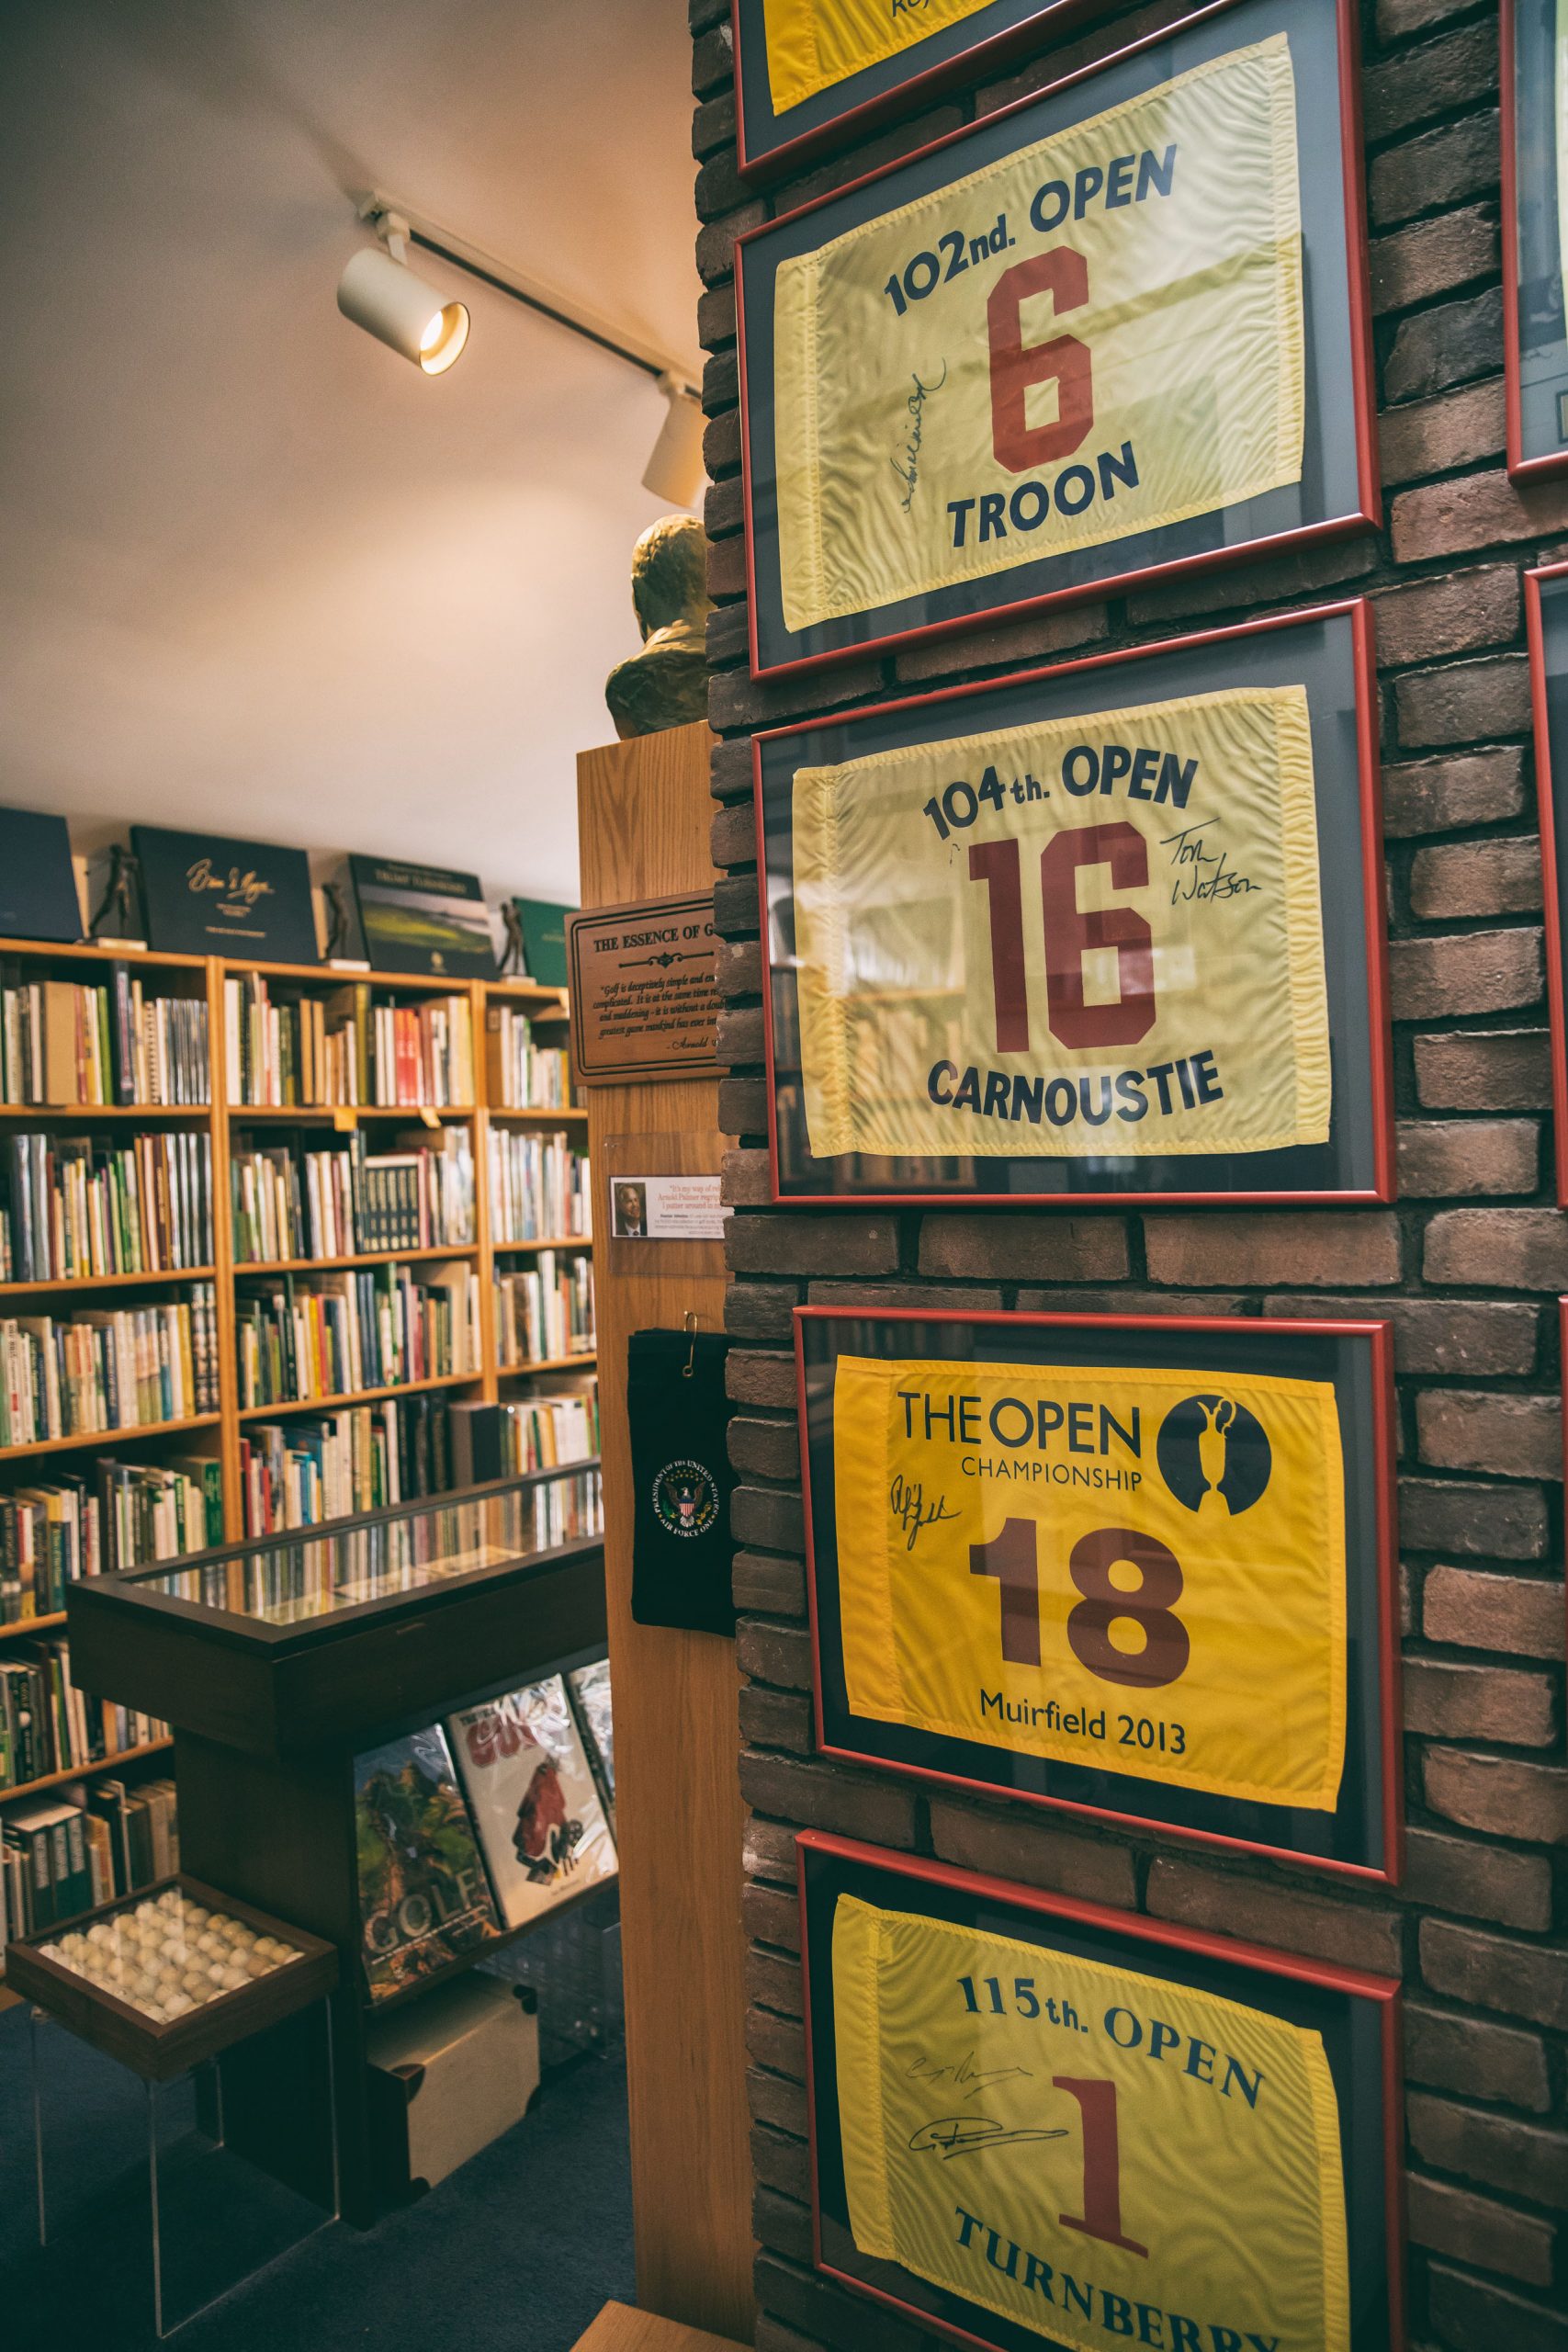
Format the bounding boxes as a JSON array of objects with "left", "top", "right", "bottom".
[{"left": 1054, "top": 2076, "right": 1148, "bottom": 2258}]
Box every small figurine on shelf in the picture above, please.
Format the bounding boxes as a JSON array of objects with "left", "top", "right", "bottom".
[
  {"left": 87, "top": 843, "right": 147, "bottom": 947},
  {"left": 498, "top": 899, "right": 528, "bottom": 978},
  {"left": 322, "top": 880, "right": 369, "bottom": 970},
  {"left": 604, "top": 514, "right": 713, "bottom": 741}
]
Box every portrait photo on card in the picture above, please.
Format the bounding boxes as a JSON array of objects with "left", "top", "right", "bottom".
[
  {"left": 798, "top": 1835, "right": 1406, "bottom": 2352},
  {"left": 757, "top": 602, "right": 1392, "bottom": 1205},
  {"left": 732, "top": 0, "right": 1105, "bottom": 183},
  {"left": 1503, "top": 0, "right": 1568, "bottom": 480},
  {"left": 736, "top": 0, "right": 1378, "bottom": 678},
  {"left": 797, "top": 1306, "right": 1402, "bottom": 1881}
]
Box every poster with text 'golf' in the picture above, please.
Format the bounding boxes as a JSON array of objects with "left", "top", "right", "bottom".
[
  {"left": 798, "top": 1309, "right": 1400, "bottom": 1880},
  {"left": 800, "top": 1837, "right": 1404, "bottom": 2352},
  {"left": 737, "top": 0, "right": 1374, "bottom": 674},
  {"left": 756, "top": 604, "right": 1392, "bottom": 1204}
]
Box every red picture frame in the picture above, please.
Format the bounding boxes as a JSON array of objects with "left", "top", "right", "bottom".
[
  {"left": 1501, "top": 0, "right": 1568, "bottom": 484},
  {"left": 797, "top": 1831, "right": 1408, "bottom": 2352},
  {"left": 755, "top": 600, "right": 1395, "bottom": 1207},
  {"left": 730, "top": 0, "right": 1107, "bottom": 185},
  {"left": 735, "top": 0, "right": 1381, "bottom": 682},
  {"left": 796, "top": 1303, "right": 1404, "bottom": 1884},
  {"left": 1528, "top": 560, "right": 1568, "bottom": 1193}
]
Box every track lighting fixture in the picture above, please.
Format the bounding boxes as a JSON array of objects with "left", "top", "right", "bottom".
[{"left": 336, "top": 213, "right": 469, "bottom": 375}]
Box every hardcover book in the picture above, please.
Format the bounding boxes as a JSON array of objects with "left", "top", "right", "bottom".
[
  {"left": 348, "top": 856, "right": 497, "bottom": 980},
  {"left": 511, "top": 898, "right": 571, "bottom": 989},
  {"left": 132, "top": 825, "right": 320, "bottom": 962},
  {"left": 0, "top": 806, "right": 80, "bottom": 943},
  {"left": 355, "top": 1725, "right": 500, "bottom": 2002},
  {"left": 447, "top": 1675, "right": 616, "bottom": 1929}
]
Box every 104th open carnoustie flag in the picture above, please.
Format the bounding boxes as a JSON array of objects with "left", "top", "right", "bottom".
[
  {"left": 832, "top": 1352, "right": 1348, "bottom": 1810},
  {"left": 793, "top": 684, "right": 1329, "bottom": 1161},
  {"left": 772, "top": 34, "right": 1305, "bottom": 631},
  {"left": 832, "top": 1896, "right": 1351, "bottom": 2352}
]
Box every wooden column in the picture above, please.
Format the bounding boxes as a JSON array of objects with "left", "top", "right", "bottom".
[{"left": 576, "top": 719, "right": 751, "bottom": 2344}]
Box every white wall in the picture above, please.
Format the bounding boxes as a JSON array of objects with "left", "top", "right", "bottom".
[{"left": 0, "top": 0, "right": 704, "bottom": 911}]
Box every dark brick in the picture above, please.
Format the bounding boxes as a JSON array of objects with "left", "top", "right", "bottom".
[
  {"left": 1393, "top": 466, "right": 1568, "bottom": 563},
  {"left": 753, "top": 2188, "right": 815, "bottom": 2268},
  {"left": 1375, "top": 568, "right": 1521, "bottom": 668},
  {"left": 1415, "top": 1030, "right": 1554, "bottom": 1112},
  {"left": 1384, "top": 288, "right": 1505, "bottom": 405},
  {"left": 1370, "top": 110, "right": 1501, "bottom": 230},
  {"left": 1404, "top": 1656, "right": 1557, "bottom": 1745},
  {"left": 1393, "top": 655, "right": 1530, "bottom": 753},
  {"left": 1381, "top": 379, "right": 1507, "bottom": 487},
  {"left": 918, "top": 1216, "right": 1129, "bottom": 1283},
  {"left": 749, "top": 2063, "right": 807, "bottom": 2138},
  {"left": 1403, "top": 1828, "right": 1554, "bottom": 1933},
  {"left": 1427, "top": 2267, "right": 1568, "bottom": 2352},
  {"left": 739, "top": 1751, "right": 921, "bottom": 1849},
  {"left": 1422, "top": 1755, "right": 1568, "bottom": 1850},
  {"left": 1410, "top": 840, "right": 1543, "bottom": 922},
  {"left": 1395, "top": 1120, "right": 1539, "bottom": 1197},
  {"left": 731, "top": 1486, "right": 806, "bottom": 1555},
  {"left": 728, "top": 1215, "right": 899, "bottom": 1279},
  {"left": 1425, "top": 1209, "right": 1568, "bottom": 1290},
  {"left": 727, "top": 1351, "right": 796, "bottom": 1411},
  {"left": 739, "top": 1681, "right": 814, "bottom": 1756},
  {"left": 1145, "top": 1214, "right": 1400, "bottom": 1287},
  {"left": 1371, "top": 205, "right": 1498, "bottom": 316},
  {"left": 893, "top": 602, "right": 1108, "bottom": 686},
  {"left": 1424, "top": 1566, "right": 1563, "bottom": 1658},
  {"left": 728, "top": 1414, "right": 801, "bottom": 1483},
  {"left": 1382, "top": 749, "right": 1526, "bottom": 838},
  {"left": 1263, "top": 1295, "right": 1538, "bottom": 1376},
  {"left": 1398, "top": 1478, "right": 1549, "bottom": 1558},
  {"left": 1146, "top": 1859, "right": 1404, "bottom": 1973},
  {"left": 1122, "top": 533, "right": 1376, "bottom": 628},
  {"left": 733, "top": 1551, "right": 807, "bottom": 1618},
  {"left": 1416, "top": 1391, "right": 1562, "bottom": 1481},
  {"left": 1364, "top": 25, "right": 1499, "bottom": 142},
  {"left": 1408, "top": 2091, "right": 1568, "bottom": 2204},
  {"left": 1406, "top": 2177, "right": 1555, "bottom": 2290},
  {"left": 1405, "top": 2003, "right": 1551, "bottom": 2110},
  {"left": 748, "top": 1943, "right": 804, "bottom": 2019},
  {"left": 719, "top": 1074, "right": 769, "bottom": 1137},
  {"left": 737, "top": 1618, "right": 812, "bottom": 1690},
  {"left": 726, "top": 1283, "right": 800, "bottom": 1345},
  {"left": 929, "top": 1800, "right": 1137, "bottom": 1907}
]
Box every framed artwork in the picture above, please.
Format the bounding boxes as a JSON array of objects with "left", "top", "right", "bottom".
[
  {"left": 797, "top": 1305, "right": 1403, "bottom": 1881},
  {"left": 731, "top": 0, "right": 1104, "bottom": 184},
  {"left": 132, "top": 825, "right": 320, "bottom": 964},
  {"left": 1529, "top": 560, "right": 1568, "bottom": 1193},
  {"left": 1502, "top": 0, "right": 1568, "bottom": 481},
  {"left": 757, "top": 602, "right": 1393, "bottom": 1205},
  {"left": 735, "top": 0, "right": 1379, "bottom": 681},
  {"left": 799, "top": 1833, "right": 1406, "bottom": 2352},
  {"left": 346, "top": 856, "right": 497, "bottom": 980}
]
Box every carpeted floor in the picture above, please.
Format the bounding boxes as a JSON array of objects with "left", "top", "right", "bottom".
[{"left": 0, "top": 2000, "right": 636, "bottom": 2351}]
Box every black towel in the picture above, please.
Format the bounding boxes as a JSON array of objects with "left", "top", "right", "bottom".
[{"left": 627, "top": 1328, "right": 738, "bottom": 1635}]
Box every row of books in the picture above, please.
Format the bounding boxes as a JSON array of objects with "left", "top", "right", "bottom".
[
  {"left": 224, "top": 975, "right": 477, "bottom": 1108},
  {"left": 238, "top": 1394, "right": 457, "bottom": 1538},
  {"left": 0, "top": 1129, "right": 214, "bottom": 1283},
  {"left": 2, "top": 1776, "right": 176, "bottom": 1950},
  {"left": 449, "top": 1388, "right": 599, "bottom": 1483},
  {"left": 485, "top": 1003, "right": 573, "bottom": 1109},
  {"left": 356, "top": 1663, "right": 615, "bottom": 2001},
  {"left": 1, "top": 965, "right": 210, "bottom": 1107},
  {"left": 230, "top": 1131, "right": 475, "bottom": 1263},
  {"left": 1, "top": 1453, "right": 221, "bottom": 1619},
  {"left": 0, "top": 1285, "right": 220, "bottom": 1448},
  {"left": 0, "top": 1635, "right": 168, "bottom": 1793},
  {"left": 234, "top": 1262, "right": 480, "bottom": 1408},
  {"left": 489, "top": 1130, "right": 590, "bottom": 1243},
  {"left": 494, "top": 1253, "right": 596, "bottom": 1368}
]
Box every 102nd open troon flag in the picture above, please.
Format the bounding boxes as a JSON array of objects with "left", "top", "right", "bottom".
[{"left": 772, "top": 34, "right": 1305, "bottom": 631}]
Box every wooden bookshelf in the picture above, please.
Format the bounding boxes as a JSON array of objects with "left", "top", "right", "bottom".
[
  {"left": 0, "top": 939, "right": 597, "bottom": 1899},
  {"left": 0, "top": 1736, "right": 173, "bottom": 1805}
]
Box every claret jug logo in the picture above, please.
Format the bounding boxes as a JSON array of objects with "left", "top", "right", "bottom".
[
  {"left": 654, "top": 1458, "right": 719, "bottom": 1540},
  {"left": 1156, "top": 1394, "right": 1272, "bottom": 1517}
]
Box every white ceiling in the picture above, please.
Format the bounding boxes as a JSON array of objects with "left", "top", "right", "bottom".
[{"left": 0, "top": 0, "right": 703, "bottom": 910}]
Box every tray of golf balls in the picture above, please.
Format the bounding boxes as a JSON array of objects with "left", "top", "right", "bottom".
[{"left": 6, "top": 1876, "right": 338, "bottom": 2080}]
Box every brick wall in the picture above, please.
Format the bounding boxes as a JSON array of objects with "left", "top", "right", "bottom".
[{"left": 689, "top": 5, "right": 1568, "bottom": 2346}]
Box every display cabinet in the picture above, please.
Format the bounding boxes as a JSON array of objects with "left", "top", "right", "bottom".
[{"left": 67, "top": 1465, "right": 607, "bottom": 2223}]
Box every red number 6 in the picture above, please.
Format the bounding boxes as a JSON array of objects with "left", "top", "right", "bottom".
[{"left": 987, "top": 249, "right": 1094, "bottom": 475}]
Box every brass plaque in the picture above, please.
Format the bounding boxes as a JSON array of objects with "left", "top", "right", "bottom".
[{"left": 567, "top": 891, "right": 720, "bottom": 1083}]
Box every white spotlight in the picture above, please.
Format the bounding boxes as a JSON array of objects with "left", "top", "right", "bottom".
[
  {"left": 336, "top": 244, "right": 469, "bottom": 376},
  {"left": 642, "top": 373, "right": 706, "bottom": 510}
]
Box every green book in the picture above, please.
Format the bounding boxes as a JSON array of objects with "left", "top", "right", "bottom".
[{"left": 512, "top": 899, "right": 572, "bottom": 990}]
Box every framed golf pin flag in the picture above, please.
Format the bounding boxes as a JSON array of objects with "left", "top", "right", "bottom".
[
  {"left": 798, "top": 1834, "right": 1406, "bottom": 2352},
  {"left": 758, "top": 601, "right": 1393, "bottom": 1206},
  {"left": 797, "top": 1306, "right": 1402, "bottom": 1881},
  {"left": 1529, "top": 559, "right": 1568, "bottom": 1188},
  {"left": 732, "top": 1, "right": 1104, "bottom": 184},
  {"left": 735, "top": 0, "right": 1379, "bottom": 680},
  {"left": 1503, "top": 0, "right": 1568, "bottom": 480}
]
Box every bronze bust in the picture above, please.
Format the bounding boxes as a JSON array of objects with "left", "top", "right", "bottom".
[{"left": 604, "top": 514, "right": 713, "bottom": 741}]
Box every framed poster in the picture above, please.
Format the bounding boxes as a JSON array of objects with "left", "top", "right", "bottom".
[
  {"left": 732, "top": 0, "right": 1104, "bottom": 184},
  {"left": 1529, "top": 560, "right": 1568, "bottom": 1193},
  {"left": 799, "top": 1833, "right": 1406, "bottom": 2352},
  {"left": 798, "top": 1305, "right": 1402, "bottom": 1881},
  {"left": 736, "top": 0, "right": 1379, "bottom": 681},
  {"left": 1502, "top": 0, "right": 1568, "bottom": 481},
  {"left": 758, "top": 602, "right": 1393, "bottom": 1205},
  {"left": 131, "top": 824, "right": 320, "bottom": 963}
]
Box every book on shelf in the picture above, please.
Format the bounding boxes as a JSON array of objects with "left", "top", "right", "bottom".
[
  {"left": 229, "top": 1130, "right": 475, "bottom": 1264},
  {"left": 224, "top": 973, "right": 475, "bottom": 1108},
  {"left": 355, "top": 1724, "right": 500, "bottom": 2002},
  {"left": 449, "top": 1385, "right": 599, "bottom": 1487},
  {"left": 484, "top": 1002, "right": 573, "bottom": 1110},
  {"left": 0, "top": 1452, "right": 220, "bottom": 1619},
  {"left": 447, "top": 1674, "right": 616, "bottom": 1932},
  {"left": 508, "top": 899, "right": 571, "bottom": 991},
  {"left": 1, "top": 1128, "right": 213, "bottom": 1283},
  {"left": 493, "top": 1252, "right": 595, "bottom": 1368},
  {"left": 1, "top": 1774, "right": 179, "bottom": 1955},
  {"left": 346, "top": 855, "right": 498, "bottom": 982},
  {"left": 487, "top": 1129, "right": 590, "bottom": 1244},
  {"left": 0, "top": 807, "right": 82, "bottom": 945},
  {"left": 0, "top": 962, "right": 209, "bottom": 1106},
  {"left": 239, "top": 1394, "right": 456, "bottom": 1537},
  {"left": 234, "top": 1261, "right": 479, "bottom": 1408},
  {"left": 0, "top": 1634, "right": 167, "bottom": 1792},
  {"left": 132, "top": 823, "right": 320, "bottom": 963},
  {"left": 0, "top": 1283, "right": 220, "bottom": 1446},
  {"left": 567, "top": 1659, "right": 615, "bottom": 1820}
]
